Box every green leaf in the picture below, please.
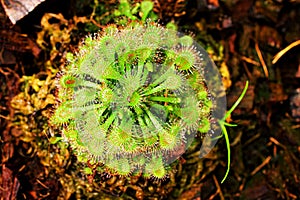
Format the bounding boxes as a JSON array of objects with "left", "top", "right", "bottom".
[
  {"left": 219, "top": 121, "right": 230, "bottom": 184},
  {"left": 131, "top": 3, "right": 140, "bottom": 14},
  {"left": 223, "top": 81, "right": 249, "bottom": 121},
  {"left": 219, "top": 81, "right": 249, "bottom": 183},
  {"left": 83, "top": 167, "right": 93, "bottom": 175},
  {"left": 49, "top": 136, "right": 63, "bottom": 144},
  {"left": 141, "top": 1, "right": 154, "bottom": 22},
  {"left": 119, "top": 0, "right": 131, "bottom": 15},
  {"left": 166, "top": 22, "right": 177, "bottom": 31}
]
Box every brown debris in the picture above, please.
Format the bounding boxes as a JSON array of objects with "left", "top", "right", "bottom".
[
  {"left": 0, "top": 29, "right": 41, "bottom": 57},
  {"left": 0, "top": 165, "right": 20, "bottom": 200},
  {"left": 153, "top": 0, "right": 186, "bottom": 19}
]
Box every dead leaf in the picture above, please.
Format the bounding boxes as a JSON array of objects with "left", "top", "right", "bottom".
[
  {"left": 1, "top": 0, "right": 46, "bottom": 24},
  {"left": 0, "top": 165, "right": 20, "bottom": 200},
  {"left": 0, "top": 30, "right": 41, "bottom": 57}
]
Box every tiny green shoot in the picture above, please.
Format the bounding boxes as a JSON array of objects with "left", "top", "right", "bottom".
[{"left": 219, "top": 81, "right": 249, "bottom": 183}]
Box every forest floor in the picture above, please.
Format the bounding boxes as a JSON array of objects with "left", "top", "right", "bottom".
[{"left": 1, "top": 0, "right": 300, "bottom": 199}]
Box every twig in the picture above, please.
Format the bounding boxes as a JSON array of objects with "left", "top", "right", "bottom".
[
  {"left": 242, "top": 62, "right": 252, "bottom": 80},
  {"left": 212, "top": 175, "right": 225, "bottom": 200},
  {"left": 241, "top": 56, "right": 260, "bottom": 66},
  {"left": 272, "top": 40, "right": 300, "bottom": 64},
  {"left": 285, "top": 189, "right": 298, "bottom": 199},
  {"left": 0, "top": 114, "right": 10, "bottom": 120},
  {"left": 36, "top": 179, "right": 49, "bottom": 189},
  {"left": 270, "top": 137, "right": 300, "bottom": 164},
  {"left": 243, "top": 133, "right": 260, "bottom": 147},
  {"left": 269, "top": 137, "right": 286, "bottom": 149},
  {"left": 250, "top": 156, "right": 271, "bottom": 176},
  {"left": 255, "top": 43, "right": 269, "bottom": 78}
]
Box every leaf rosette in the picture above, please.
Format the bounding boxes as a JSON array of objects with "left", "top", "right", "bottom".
[{"left": 51, "top": 22, "right": 226, "bottom": 178}]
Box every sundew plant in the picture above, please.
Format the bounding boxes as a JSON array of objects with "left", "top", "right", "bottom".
[{"left": 51, "top": 21, "right": 240, "bottom": 182}]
